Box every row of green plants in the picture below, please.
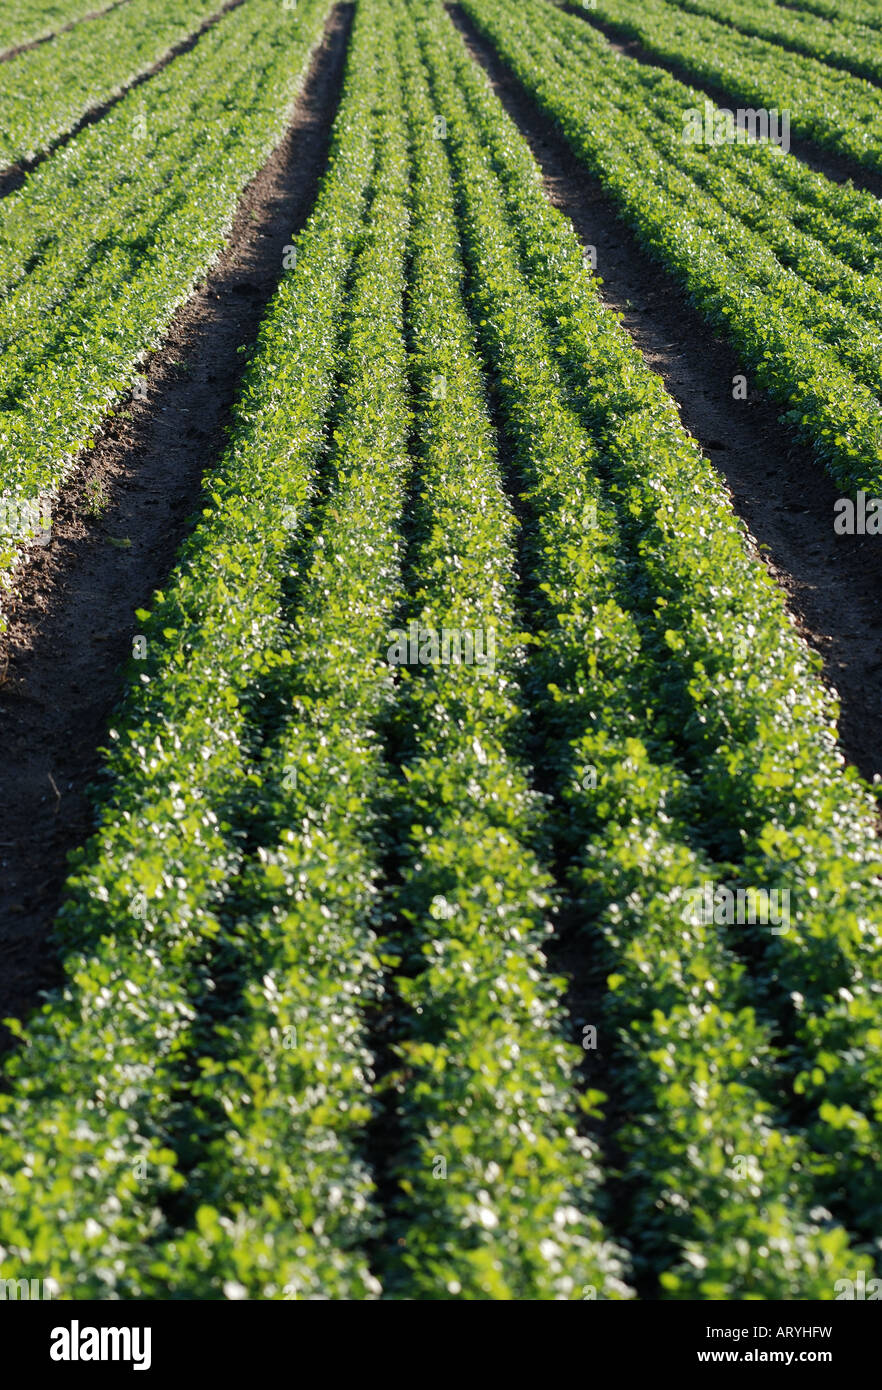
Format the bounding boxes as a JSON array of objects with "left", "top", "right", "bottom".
[
  {"left": 565, "top": 0, "right": 882, "bottom": 173},
  {"left": 0, "top": 0, "right": 262, "bottom": 318},
  {"left": 0, "top": 0, "right": 331, "bottom": 622},
  {"left": 462, "top": 0, "right": 882, "bottom": 497},
  {"left": 414, "top": 0, "right": 873, "bottom": 1296},
  {"left": 451, "top": 0, "right": 882, "bottom": 1260},
  {"left": 545, "top": 7, "right": 882, "bottom": 277},
  {"left": 661, "top": 0, "right": 882, "bottom": 87},
  {"left": 0, "top": 0, "right": 634, "bottom": 1301},
  {"left": 550, "top": 12, "right": 882, "bottom": 273},
  {"left": 0, "top": 0, "right": 221, "bottom": 169},
  {"left": 147, "top": 5, "right": 414, "bottom": 1298},
  {"left": 2, "top": 0, "right": 880, "bottom": 1301},
  {"left": 377, "top": 0, "right": 631, "bottom": 1300},
  {"left": 0, "top": 0, "right": 121, "bottom": 54},
  {"left": 788, "top": 0, "right": 882, "bottom": 28},
  {"left": 618, "top": 63, "right": 882, "bottom": 282},
  {"left": 538, "top": 13, "right": 882, "bottom": 384},
  {"left": 0, "top": 0, "right": 385, "bottom": 1299},
  {"left": 786, "top": 0, "right": 882, "bottom": 29}
]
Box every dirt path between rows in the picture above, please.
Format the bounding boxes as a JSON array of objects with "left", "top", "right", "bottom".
[
  {"left": 0, "top": 0, "right": 135, "bottom": 67},
  {"left": 0, "top": 2, "right": 352, "bottom": 1047},
  {"left": 452, "top": 5, "right": 882, "bottom": 788},
  {"left": 0, "top": 0, "right": 247, "bottom": 200},
  {"left": 560, "top": 5, "right": 882, "bottom": 199}
]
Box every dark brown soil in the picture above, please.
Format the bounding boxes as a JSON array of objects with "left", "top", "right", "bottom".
[
  {"left": 452, "top": 5, "right": 882, "bottom": 787},
  {"left": 560, "top": 4, "right": 882, "bottom": 199},
  {"left": 0, "top": 0, "right": 247, "bottom": 200},
  {"left": 0, "top": 0, "right": 135, "bottom": 66},
  {"left": 0, "top": 3, "right": 353, "bottom": 1046}
]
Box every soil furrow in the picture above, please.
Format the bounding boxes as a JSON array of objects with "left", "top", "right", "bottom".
[
  {"left": 452, "top": 3, "right": 882, "bottom": 788},
  {"left": 0, "top": 2, "right": 353, "bottom": 1049},
  {"left": 0, "top": 0, "right": 247, "bottom": 200}
]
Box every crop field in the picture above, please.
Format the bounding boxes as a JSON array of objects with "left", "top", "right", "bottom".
[{"left": 1, "top": 0, "right": 882, "bottom": 1324}]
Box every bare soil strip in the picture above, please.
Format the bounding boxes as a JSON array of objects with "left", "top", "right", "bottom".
[
  {"left": 0, "top": 2, "right": 353, "bottom": 1046},
  {"left": 0, "top": 0, "right": 247, "bottom": 200},
  {"left": 559, "top": 4, "right": 882, "bottom": 198},
  {"left": 452, "top": 5, "right": 882, "bottom": 787},
  {"left": 0, "top": 0, "right": 134, "bottom": 66}
]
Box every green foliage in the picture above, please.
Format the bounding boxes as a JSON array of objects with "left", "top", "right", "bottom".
[
  {"left": 378, "top": 0, "right": 632, "bottom": 1299},
  {"left": 0, "top": 0, "right": 384, "bottom": 1298},
  {"left": 422, "top": 0, "right": 878, "bottom": 1294},
  {"left": 658, "top": 0, "right": 882, "bottom": 86},
  {"left": 155, "top": 7, "right": 414, "bottom": 1298},
  {"left": 461, "top": 0, "right": 882, "bottom": 500},
  {"left": 566, "top": 0, "right": 882, "bottom": 172},
  {"left": 0, "top": 0, "right": 331, "bottom": 620},
  {"left": 785, "top": 0, "right": 882, "bottom": 26},
  {"left": 0, "top": 0, "right": 221, "bottom": 168},
  {"left": 0, "top": 0, "right": 121, "bottom": 54},
  {"left": 2, "top": 0, "right": 881, "bottom": 1306}
]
